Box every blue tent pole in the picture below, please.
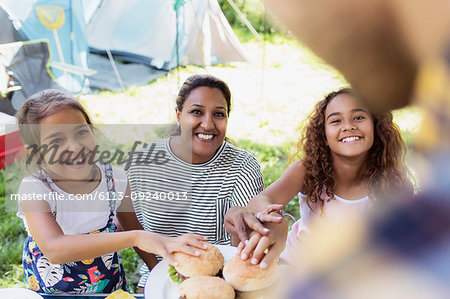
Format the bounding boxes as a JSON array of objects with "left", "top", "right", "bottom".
[
  {"left": 173, "top": 0, "right": 185, "bottom": 88},
  {"left": 70, "top": 0, "right": 73, "bottom": 65},
  {"left": 175, "top": 6, "right": 180, "bottom": 87}
]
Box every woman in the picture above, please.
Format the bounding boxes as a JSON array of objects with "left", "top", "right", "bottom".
[{"left": 127, "top": 74, "right": 264, "bottom": 288}]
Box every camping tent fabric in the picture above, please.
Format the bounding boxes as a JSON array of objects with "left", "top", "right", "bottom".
[
  {"left": 87, "top": 0, "right": 247, "bottom": 70},
  {"left": 0, "top": 0, "right": 167, "bottom": 93},
  {"left": 0, "top": 6, "right": 16, "bottom": 44},
  {"left": 87, "top": 53, "right": 168, "bottom": 92},
  {"left": 1, "top": 0, "right": 247, "bottom": 93},
  {"left": 0, "top": 0, "right": 90, "bottom": 92},
  {"left": 81, "top": 0, "right": 101, "bottom": 24}
]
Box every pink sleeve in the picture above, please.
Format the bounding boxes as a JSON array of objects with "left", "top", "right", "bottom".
[{"left": 280, "top": 219, "right": 311, "bottom": 264}]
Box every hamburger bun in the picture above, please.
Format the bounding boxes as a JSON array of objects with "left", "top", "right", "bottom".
[
  {"left": 223, "top": 256, "right": 279, "bottom": 292},
  {"left": 173, "top": 242, "right": 224, "bottom": 277},
  {"left": 179, "top": 276, "right": 235, "bottom": 299}
]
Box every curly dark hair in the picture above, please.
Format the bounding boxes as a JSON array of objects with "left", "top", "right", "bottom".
[{"left": 294, "top": 88, "right": 412, "bottom": 212}]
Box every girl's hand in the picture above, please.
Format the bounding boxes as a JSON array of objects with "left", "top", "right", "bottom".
[
  {"left": 224, "top": 204, "right": 284, "bottom": 244},
  {"left": 236, "top": 215, "right": 288, "bottom": 269},
  {"left": 237, "top": 231, "right": 275, "bottom": 269},
  {"left": 136, "top": 232, "right": 207, "bottom": 266}
]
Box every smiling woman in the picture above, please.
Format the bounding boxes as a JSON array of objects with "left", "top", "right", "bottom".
[
  {"left": 126, "top": 75, "right": 265, "bottom": 289},
  {"left": 172, "top": 84, "right": 229, "bottom": 164}
]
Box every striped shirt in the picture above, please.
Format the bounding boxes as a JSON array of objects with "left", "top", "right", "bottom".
[{"left": 126, "top": 138, "right": 263, "bottom": 286}]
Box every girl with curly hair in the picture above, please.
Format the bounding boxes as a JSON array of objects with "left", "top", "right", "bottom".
[{"left": 225, "top": 88, "right": 413, "bottom": 267}]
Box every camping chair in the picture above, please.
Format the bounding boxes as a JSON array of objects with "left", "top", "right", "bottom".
[{"left": 0, "top": 40, "right": 68, "bottom": 111}]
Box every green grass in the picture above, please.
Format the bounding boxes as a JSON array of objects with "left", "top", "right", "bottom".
[
  {"left": 0, "top": 264, "right": 25, "bottom": 289},
  {"left": 120, "top": 248, "right": 141, "bottom": 293},
  {"left": 0, "top": 168, "right": 27, "bottom": 287}
]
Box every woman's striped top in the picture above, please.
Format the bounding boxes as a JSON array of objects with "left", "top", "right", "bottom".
[{"left": 126, "top": 138, "right": 263, "bottom": 286}]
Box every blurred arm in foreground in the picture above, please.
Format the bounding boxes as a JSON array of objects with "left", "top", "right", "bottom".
[{"left": 263, "top": 0, "right": 450, "bottom": 297}]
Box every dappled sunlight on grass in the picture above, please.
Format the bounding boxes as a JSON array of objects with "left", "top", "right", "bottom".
[
  {"left": 80, "top": 36, "right": 420, "bottom": 147},
  {"left": 0, "top": 264, "right": 25, "bottom": 289},
  {"left": 393, "top": 106, "right": 425, "bottom": 144},
  {"left": 80, "top": 38, "right": 350, "bottom": 146}
]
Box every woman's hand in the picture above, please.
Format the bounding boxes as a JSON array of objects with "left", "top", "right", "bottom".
[
  {"left": 261, "top": 204, "right": 285, "bottom": 215},
  {"left": 135, "top": 232, "right": 207, "bottom": 266},
  {"left": 236, "top": 213, "right": 288, "bottom": 269},
  {"left": 224, "top": 204, "right": 284, "bottom": 244}
]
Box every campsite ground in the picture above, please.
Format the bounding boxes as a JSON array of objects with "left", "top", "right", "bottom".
[
  {"left": 0, "top": 34, "right": 423, "bottom": 291},
  {"left": 80, "top": 34, "right": 422, "bottom": 147},
  {"left": 80, "top": 37, "right": 342, "bottom": 146}
]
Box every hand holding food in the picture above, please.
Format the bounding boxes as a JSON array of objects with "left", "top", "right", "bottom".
[
  {"left": 136, "top": 232, "right": 207, "bottom": 266},
  {"left": 164, "top": 243, "right": 280, "bottom": 298},
  {"left": 223, "top": 255, "right": 279, "bottom": 293},
  {"left": 169, "top": 241, "right": 224, "bottom": 284}
]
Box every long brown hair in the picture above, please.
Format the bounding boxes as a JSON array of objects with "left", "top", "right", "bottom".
[{"left": 293, "top": 88, "right": 412, "bottom": 211}]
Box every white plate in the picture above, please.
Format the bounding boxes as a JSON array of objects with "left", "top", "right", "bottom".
[
  {"left": 144, "top": 244, "right": 237, "bottom": 299},
  {"left": 0, "top": 288, "right": 43, "bottom": 299}
]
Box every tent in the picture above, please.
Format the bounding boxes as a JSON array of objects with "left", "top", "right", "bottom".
[
  {"left": 1, "top": 2, "right": 66, "bottom": 113},
  {"left": 0, "top": 4, "right": 16, "bottom": 43},
  {"left": 0, "top": 0, "right": 247, "bottom": 102},
  {"left": 86, "top": 0, "right": 247, "bottom": 90},
  {"left": 87, "top": 0, "right": 247, "bottom": 70},
  {"left": 0, "top": 0, "right": 91, "bottom": 93}
]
